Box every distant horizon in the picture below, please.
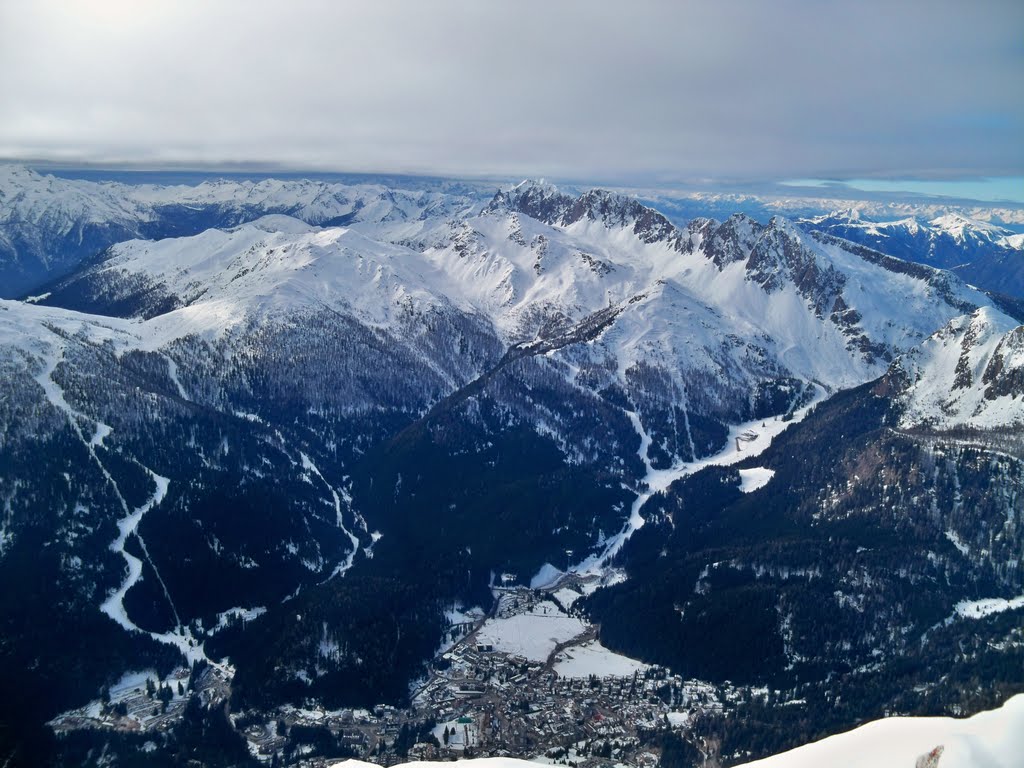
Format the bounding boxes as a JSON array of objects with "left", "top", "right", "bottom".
[
  {"left": 7, "top": 159, "right": 1023, "bottom": 210},
  {"left": 780, "top": 177, "right": 1024, "bottom": 206}
]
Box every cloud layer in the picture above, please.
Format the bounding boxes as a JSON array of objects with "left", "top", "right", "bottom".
[{"left": 1, "top": 0, "right": 1021, "bottom": 181}]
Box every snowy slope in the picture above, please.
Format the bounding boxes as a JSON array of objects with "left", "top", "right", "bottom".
[
  {"left": 8, "top": 179, "right": 1014, "bottom": 470},
  {"left": 464, "top": 184, "right": 993, "bottom": 391},
  {"left": 6, "top": 171, "right": 1003, "bottom": 399},
  {"left": 0, "top": 166, "right": 153, "bottom": 236},
  {"left": 735, "top": 693, "right": 1024, "bottom": 768},
  {"left": 61, "top": 216, "right": 474, "bottom": 330},
  {"left": 1001, "top": 233, "right": 1024, "bottom": 249},
  {"left": 928, "top": 212, "right": 1018, "bottom": 245},
  {"left": 894, "top": 306, "right": 1024, "bottom": 431}
]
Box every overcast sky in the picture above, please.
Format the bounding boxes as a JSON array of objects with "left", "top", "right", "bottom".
[{"left": 1, "top": 0, "right": 1021, "bottom": 184}]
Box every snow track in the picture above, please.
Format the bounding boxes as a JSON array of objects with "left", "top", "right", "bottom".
[
  {"left": 301, "top": 452, "right": 362, "bottom": 580},
  {"left": 99, "top": 466, "right": 213, "bottom": 666},
  {"left": 33, "top": 338, "right": 211, "bottom": 665},
  {"left": 574, "top": 387, "right": 823, "bottom": 576},
  {"left": 100, "top": 470, "right": 174, "bottom": 630},
  {"left": 164, "top": 354, "right": 190, "bottom": 400}
]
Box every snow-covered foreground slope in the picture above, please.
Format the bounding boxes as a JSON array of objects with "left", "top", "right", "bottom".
[{"left": 736, "top": 694, "right": 1024, "bottom": 768}]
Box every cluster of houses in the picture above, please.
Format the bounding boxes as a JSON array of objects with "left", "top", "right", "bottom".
[
  {"left": 49, "top": 663, "right": 232, "bottom": 736},
  {"left": 50, "top": 583, "right": 738, "bottom": 767}
]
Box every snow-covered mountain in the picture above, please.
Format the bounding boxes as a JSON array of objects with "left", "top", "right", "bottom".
[
  {"left": 4, "top": 179, "right": 1020, "bottom": 599},
  {"left": 25, "top": 180, "right": 1009, "bottom": 472},
  {"left": 801, "top": 208, "right": 1024, "bottom": 298},
  {"left": 0, "top": 165, "right": 483, "bottom": 298},
  {"left": 2, "top": 175, "right": 1023, "bottom": 767},
  {"left": 890, "top": 306, "right": 1024, "bottom": 434},
  {"left": 641, "top": 186, "right": 1024, "bottom": 230},
  {"left": 804, "top": 208, "right": 1021, "bottom": 258}
]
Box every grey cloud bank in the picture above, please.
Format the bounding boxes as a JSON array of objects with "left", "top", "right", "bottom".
[{"left": 1, "top": 0, "right": 1021, "bottom": 182}]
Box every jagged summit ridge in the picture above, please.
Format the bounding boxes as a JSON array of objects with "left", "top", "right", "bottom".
[{"left": 486, "top": 181, "right": 683, "bottom": 247}]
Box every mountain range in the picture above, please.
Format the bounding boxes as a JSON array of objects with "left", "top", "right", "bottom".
[
  {"left": 0, "top": 168, "right": 1021, "bottom": 767},
  {"left": 800, "top": 208, "right": 1024, "bottom": 299}
]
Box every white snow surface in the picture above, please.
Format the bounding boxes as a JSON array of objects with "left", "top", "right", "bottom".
[
  {"left": 954, "top": 595, "right": 1024, "bottom": 619},
  {"left": 98, "top": 469, "right": 213, "bottom": 666},
  {"left": 733, "top": 693, "right": 1024, "bottom": 768},
  {"left": 929, "top": 212, "right": 1013, "bottom": 242},
  {"left": 999, "top": 232, "right": 1024, "bottom": 249},
  {"left": 552, "top": 639, "right": 649, "bottom": 678},
  {"left": 99, "top": 470, "right": 170, "bottom": 634},
  {"left": 474, "top": 601, "right": 586, "bottom": 662},
  {"left": 529, "top": 563, "right": 563, "bottom": 589},
  {"left": 551, "top": 587, "right": 583, "bottom": 609},
  {"left": 738, "top": 467, "right": 776, "bottom": 493}
]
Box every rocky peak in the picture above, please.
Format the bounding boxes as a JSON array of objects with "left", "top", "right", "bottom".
[
  {"left": 483, "top": 181, "right": 576, "bottom": 223},
  {"left": 560, "top": 189, "right": 679, "bottom": 245},
  {"left": 980, "top": 321, "right": 1024, "bottom": 402},
  {"left": 697, "top": 213, "right": 765, "bottom": 268},
  {"left": 486, "top": 182, "right": 684, "bottom": 248},
  {"left": 746, "top": 217, "right": 846, "bottom": 317}
]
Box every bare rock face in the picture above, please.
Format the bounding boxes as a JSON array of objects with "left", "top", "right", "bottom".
[
  {"left": 746, "top": 217, "right": 847, "bottom": 317},
  {"left": 982, "top": 325, "right": 1024, "bottom": 401}
]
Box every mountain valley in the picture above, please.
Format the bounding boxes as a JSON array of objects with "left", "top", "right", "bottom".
[{"left": 0, "top": 168, "right": 1021, "bottom": 767}]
